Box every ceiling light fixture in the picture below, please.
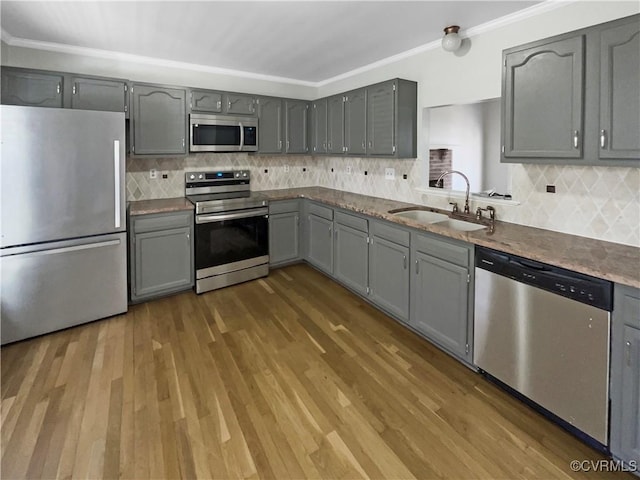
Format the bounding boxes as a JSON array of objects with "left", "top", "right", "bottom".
[{"left": 441, "top": 25, "right": 462, "bottom": 53}]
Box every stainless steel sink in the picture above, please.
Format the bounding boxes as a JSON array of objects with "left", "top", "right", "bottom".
[
  {"left": 390, "top": 208, "right": 487, "bottom": 232},
  {"left": 391, "top": 210, "right": 449, "bottom": 224}
]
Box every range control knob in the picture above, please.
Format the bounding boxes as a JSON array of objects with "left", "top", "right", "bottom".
[
  {"left": 235, "top": 172, "right": 241, "bottom": 178},
  {"left": 198, "top": 174, "right": 204, "bottom": 179},
  {"left": 189, "top": 174, "right": 196, "bottom": 180},
  {"left": 242, "top": 172, "right": 248, "bottom": 177}
]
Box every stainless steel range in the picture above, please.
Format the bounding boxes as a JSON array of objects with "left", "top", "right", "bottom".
[{"left": 186, "top": 170, "right": 269, "bottom": 294}]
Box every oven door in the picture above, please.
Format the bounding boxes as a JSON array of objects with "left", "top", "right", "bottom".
[{"left": 194, "top": 207, "right": 269, "bottom": 278}]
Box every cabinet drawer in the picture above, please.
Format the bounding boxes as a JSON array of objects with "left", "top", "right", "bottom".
[
  {"left": 269, "top": 199, "right": 299, "bottom": 215},
  {"left": 335, "top": 210, "right": 368, "bottom": 233},
  {"left": 371, "top": 220, "right": 410, "bottom": 246},
  {"left": 133, "top": 211, "right": 193, "bottom": 233},
  {"left": 413, "top": 232, "right": 471, "bottom": 268},
  {"left": 308, "top": 202, "right": 333, "bottom": 220}
]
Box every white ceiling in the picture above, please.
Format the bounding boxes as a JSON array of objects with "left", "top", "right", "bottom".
[{"left": 1, "top": 1, "right": 541, "bottom": 85}]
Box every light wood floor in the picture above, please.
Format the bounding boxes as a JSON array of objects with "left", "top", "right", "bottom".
[{"left": 1, "top": 264, "right": 630, "bottom": 479}]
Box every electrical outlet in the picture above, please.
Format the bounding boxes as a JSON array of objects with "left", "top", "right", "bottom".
[
  {"left": 346, "top": 165, "right": 352, "bottom": 174},
  {"left": 385, "top": 167, "right": 395, "bottom": 180},
  {"left": 150, "top": 168, "right": 157, "bottom": 179},
  {"left": 284, "top": 165, "right": 290, "bottom": 173}
]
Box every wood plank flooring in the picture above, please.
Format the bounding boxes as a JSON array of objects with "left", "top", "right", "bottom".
[{"left": 1, "top": 264, "right": 630, "bottom": 479}]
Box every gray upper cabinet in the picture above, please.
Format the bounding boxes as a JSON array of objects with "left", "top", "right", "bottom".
[
  {"left": 311, "top": 99, "right": 328, "bottom": 154},
  {"left": 285, "top": 99, "right": 309, "bottom": 154},
  {"left": 327, "top": 94, "right": 345, "bottom": 154},
  {"left": 70, "top": 76, "right": 127, "bottom": 113},
  {"left": 1, "top": 68, "right": 63, "bottom": 108},
  {"left": 369, "top": 220, "right": 410, "bottom": 323},
  {"left": 344, "top": 88, "right": 367, "bottom": 155},
  {"left": 333, "top": 211, "right": 369, "bottom": 297},
  {"left": 410, "top": 233, "right": 473, "bottom": 363},
  {"left": 502, "top": 14, "right": 639, "bottom": 167},
  {"left": 257, "top": 96, "right": 284, "bottom": 154},
  {"left": 226, "top": 93, "right": 256, "bottom": 115},
  {"left": 190, "top": 89, "right": 223, "bottom": 113},
  {"left": 610, "top": 284, "right": 640, "bottom": 468},
  {"left": 269, "top": 200, "right": 300, "bottom": 266},
  {"left": 599, "top": 20, "right": 640, "bottom": 159},
  {"left": 503, "top": 35, "right": 585, "bottom": 160},
  {"left": 131, "top": 84, "right": 187, "bottom": 155},
  {"left": 366, "top": 80, "right": 396, "bottom": 155}
]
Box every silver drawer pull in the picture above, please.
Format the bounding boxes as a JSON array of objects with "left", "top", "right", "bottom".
[
  {"left": 626, "top": 340, "right": 633, "bottom": 366},
  {"left": 403, "top": 255, "right": 407, "bottom": 269},
  {"left": 600, "top": 129, "right": 607, "bottom": 149},
  {"left": 573, "top": 130, "right": 580, "bottom": 149}
]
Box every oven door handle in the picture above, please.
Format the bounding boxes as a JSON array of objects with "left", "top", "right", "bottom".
[{"left": 196, "top": 207, "right": 269, "bottom": 224}]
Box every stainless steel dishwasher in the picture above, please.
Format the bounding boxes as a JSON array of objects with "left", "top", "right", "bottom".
[{"left": 474, "top": 247, "right": 613, "bottom": 448}]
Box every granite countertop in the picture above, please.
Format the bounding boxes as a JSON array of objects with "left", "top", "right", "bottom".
[
  {"left": 126, "top": 188, "right": 640, "bottom": 289},
  {"left": 128, "top": 197, "right": 194, "bottom": 216},
  {"left": 259, "top": 187, "right": 640, "bottom": 289}
]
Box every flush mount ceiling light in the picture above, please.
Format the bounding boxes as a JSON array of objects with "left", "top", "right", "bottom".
[{"left": 442, "top": 25, "right": 462, "bottom": 52}]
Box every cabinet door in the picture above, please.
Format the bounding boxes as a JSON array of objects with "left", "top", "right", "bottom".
[
  {"left": 367, "top": 81, "right": 395, "bottom": 155},
  {"left": 226, "top": 93, "right": 256, "bottom": 115},
  {"left": 70, "top": 77, "right": 126, "bottom": 113},
  {"left": 503, "top": 35, "right": 584, "bottom": 159},
  {"left": 619, "top": 326, "right": 640, "bottom": 464},
  {"left": 190, "top": 89, "right": 223, "bottom": 113},
  {"left": 269, "top": 212, "right": 299, "bottom": 265},
  {"left": 257, "top": 97, "right": 284, "bottom": 153},
  {"left": 132, "top": 84, "right": 186, "bottom": 155},
  {"left": 411, "top": 251, "right": 469, "bottom": 358},
  {"left": 369, "top": 236, "right": 409, "bottom": 322},
  {"left": 334, "top": 223, "right": 369, "bottom": 296},
  {"left": 285, "top": 100, "right": 309, "bottom": 154},
  {"left": 311, "top": 100, "right": 328, "bottom": 154},
  {"left": 1, "top": 69, "right": 63, "bottom": 108},
  {"left": 307, "top": 214, "right": 333, "bottom": 274},
  {"left": 327, "top": 95, "right": 344, "bottom": 154},
  {"left": 599, "top": 21, "right": 640, "bottom": 159},
  {"left": 133, "top": 227, "right": 193, "bottom": 299},
  {"left": 344, "top": 89, "right": 367, "bottom": 155}
]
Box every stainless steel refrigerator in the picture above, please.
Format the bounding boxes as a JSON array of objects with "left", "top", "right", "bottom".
[{"left": 1, "top": 105, "right": 127, "bottom": 344}]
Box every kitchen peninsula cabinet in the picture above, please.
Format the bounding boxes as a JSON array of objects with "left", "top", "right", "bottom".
[
  {"left": 1, "top": 67, "right": 63, "bottom": 108},
  {"left": 305, "top": 202, "right": 334, "bottom": 275},
  {"left": 129, "top": 210, "right": 194, "bottom": 302},
  {"left": 131, "top": 83, "right": 187, "bottom": 155},
  {"left": 502, "top": 14, "right": 639, "bottom": 167},
  {"left": 410, "top": 232, "right": 474, "bottom": 364},
  {"left": 333, "top": 210, "right": 369, "bottom": 297},
  {"left": 610, "top": 284, "right": 640, "bottom": 468},
  {"left": 369, "top": 220, "right": 410, "bottom": 323},
  {"left": 269, "top": 200, "right": 300, "bottom": 266}
]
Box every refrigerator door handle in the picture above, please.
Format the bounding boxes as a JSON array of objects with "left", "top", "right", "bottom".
[
  {"left": 2, "top": 239, "right": 121, "bottom": 259},
  {"left": 114, "top": 140, "right": 121, "bottom": 229}
]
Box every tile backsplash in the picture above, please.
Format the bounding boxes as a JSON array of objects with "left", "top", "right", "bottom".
[{"left": 126, "top": 154, "right": 639, "bottom": 247}]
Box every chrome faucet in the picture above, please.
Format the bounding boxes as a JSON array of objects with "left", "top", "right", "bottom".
[{"left": 436, "top": 170, "right": 471, "bottom": 214}]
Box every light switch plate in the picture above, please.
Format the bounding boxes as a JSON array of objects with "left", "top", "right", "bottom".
[{"left": 385, "top": 168, "right": 395, "bottom": 180}]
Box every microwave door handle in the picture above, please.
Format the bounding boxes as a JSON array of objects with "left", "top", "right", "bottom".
[{"left": 239, "top": 122, "right": 244, "bottom": 150}]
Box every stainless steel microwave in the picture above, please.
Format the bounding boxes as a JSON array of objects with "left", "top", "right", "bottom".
[{"left": 189, "top": 114, "right": 258, "bottom": 152}]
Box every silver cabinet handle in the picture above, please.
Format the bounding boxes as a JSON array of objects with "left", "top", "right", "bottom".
[
  {"left": 113, "top": 140, "right": 121, "bottom": 229},
  {"left": 217, "top": 100, "right": 222, "bottom": 109},
  {"left": 72, "top": 83, "right": 77, "bottom": 95},
  {"left": 403, "top": 255, "right": 407, "bottom": 270},
  {"left": 329, "top": 226, "right": 332, "bottom": 237},
  {"left": 182, "top": 138, "right": 185, "bottom": 148},
  {"left": 361, "top": 141, "right": 365, "bottom": 149},
  {"left": 600, "top": 129, "right": 607, "bottom": 149},
  {"left": 56, "top": 83, "right": 61, "bottom": 94},
  {"left": 278, "top": 140, "right": 282, "bottom": 149},
  {"left": 186, "top": 233, "right": 190, "bottom": 240},
  {"left": 415, "top": 259, "right": 419, "bottom": 274},
  {"left": 626, "top": 340, "right": 633, "bottom": 366},
  {"left": 368, "top": 141, "right": 372, "bottom": 148},
  {"left": 287, "top": 141, "right": 290, "bottom": 150},
  {"left": 573, "top": 130, "right": 580, "bottom": 149},
  {"left": 228, "top": 100, "right": 231, "bottom": 110}
]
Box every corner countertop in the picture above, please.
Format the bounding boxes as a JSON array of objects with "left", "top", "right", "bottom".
[
  {"left": 259, "top": 187, "right": 640, "bottom": 289},
  {"left": 126, "top": 188, "right": 640, "bottom": 289},
  {"left": 128, "top": 197, "right": 194, "bottom": 216}
]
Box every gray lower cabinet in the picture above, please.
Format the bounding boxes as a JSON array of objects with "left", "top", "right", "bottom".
[
  {"left": 410, "top": 232, "right": 473, "bottom": 363},
  {"left": 369, "top": 220, "right": 410, "bottom": 323},
  {"left": 285, "top": 99, "right": 310, "bottom": 154},
  {"left": 70, "top": 76, "right": 127, "bottom": 113},
  {"left": 129, "top": 210, "right": 194, "bottom": 302},
  {"left": 257, "top": 96, "right": 284, "bottom": 153},
  {"left": 269, "top": 200, "right": 300, "bottom": 266},
  {"left": 306, "top": 203, "right": 334, "bottom": 275},
  {"left": 1, "top": 67, "right": 63, "bottom": 108},
  {"left": 333, "top": 211, "right": 369, "bottom": 296},
  {"left": 131, "top": 83, "right": 187, "bottom": 155},
  {"left": 610, "top": 284, "right": 640, "bottom": 468},
  {"left": 344, "top": 88, "right": 367, "bottom": 155}
]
